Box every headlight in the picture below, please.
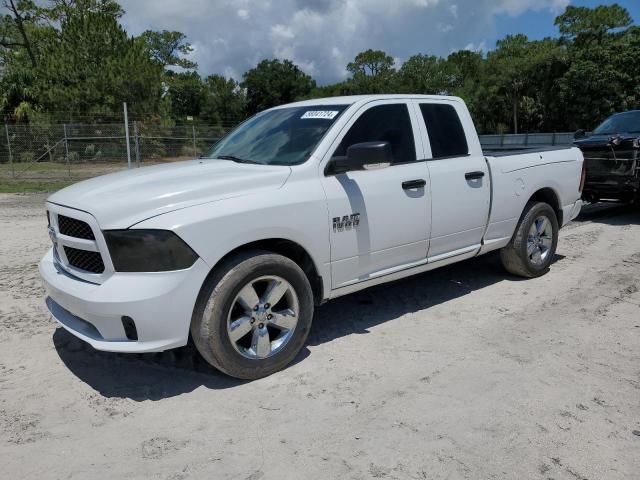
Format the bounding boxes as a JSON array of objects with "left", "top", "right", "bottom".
[{"left": 103, "top": 230, "right": 198, "bottom": 272}]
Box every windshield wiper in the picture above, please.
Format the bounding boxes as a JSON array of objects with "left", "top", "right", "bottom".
[{"left": 217, "top": 155, "right": 262, "bottom": 165}]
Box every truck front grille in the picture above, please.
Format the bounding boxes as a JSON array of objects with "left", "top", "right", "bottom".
[
  {"left": 47, "top": 208, "right": 110, "bottom": 281},
  {"left": 58, "top": 214, "right": 95, "bottom": 240},
  {"left": 63, "top": 246, "right": 105, "bottom": 274}
]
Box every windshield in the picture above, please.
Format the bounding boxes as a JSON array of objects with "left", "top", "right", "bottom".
[
  {"left": 593, "top": 111, "right": 640, "bottom": 135},
  {"left": 205, "top": 104, "right": 349, "bottom": 165}
]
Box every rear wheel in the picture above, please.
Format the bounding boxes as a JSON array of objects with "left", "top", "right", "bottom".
[
  {"left": 191, "top": 250, "right": 314, "bottom": 380},
  {"left": 500, "top": 201, "right": 559, "bottom": 278}
]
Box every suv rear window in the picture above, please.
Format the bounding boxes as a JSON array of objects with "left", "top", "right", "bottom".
[
  {"left": 333, "top": 104, "right": 416, "bottom": 164},
  {"left": 419, "top": 103, "right": 468, "bottom": 158}
]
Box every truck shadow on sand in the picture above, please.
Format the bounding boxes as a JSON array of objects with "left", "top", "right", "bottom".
[{"left": 53, "top": 251, "right": 565, "bottom": 401}]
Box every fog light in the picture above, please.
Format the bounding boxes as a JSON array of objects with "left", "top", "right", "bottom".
[{"left": 121, "top": 316, "right": 138, "bottom": 341}]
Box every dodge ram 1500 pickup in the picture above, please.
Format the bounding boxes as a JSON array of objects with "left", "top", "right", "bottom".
[{"left": 40, "top": 95, "right": 584, "bottom": 379}]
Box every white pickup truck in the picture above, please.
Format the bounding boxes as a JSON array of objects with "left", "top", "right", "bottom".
[{"left": 40, "top": 95, "right": 584, "bottom": 379}]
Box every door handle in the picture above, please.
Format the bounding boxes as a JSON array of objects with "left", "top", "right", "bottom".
[
  {"left": 402, "top": 179, "right": 426, "bottom": 190},
  {"left": 465, "top": 171, "right": 485, "bottom": 180}
]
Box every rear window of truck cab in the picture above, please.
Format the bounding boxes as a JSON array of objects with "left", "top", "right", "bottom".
[{"left": 419, "top": 103, "right": 469, "bottom": 159}]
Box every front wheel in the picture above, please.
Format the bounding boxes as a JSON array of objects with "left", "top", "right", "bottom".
[
  {"left": 191, "top": 250, "right": 314, "bottom": 380},
  {"left": 500, "top": 201, "right": 559, "bottom": 278}
]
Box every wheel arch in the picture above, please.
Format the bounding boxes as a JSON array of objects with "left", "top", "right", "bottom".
[
  {"left": 198, "top": 238, "right": 325, "bottom": 307},
  {"left": 527, "top": 187, "right": 562, "bottom": 225}
]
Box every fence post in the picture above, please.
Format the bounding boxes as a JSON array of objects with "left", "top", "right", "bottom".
[
  {"left": 123, "top": 102, "right": 132, "bottom": 169},
  {"left": 500, "top": 133, "right": 505, "bottom": 147},
  {"left": 5, "top": 124, "right": 14, "bottom": 179},
  {"left": 551, "top": 132, "right": 557, "bottom": 146},
  {"left": 192, "top": 125, "right": 197, "bottom": 158},
  {"left": 133, "top": 121, "right": 141, "bottom": 168},
  {"left": 63, "top": 124, "right": 71, "bottom": 178}
]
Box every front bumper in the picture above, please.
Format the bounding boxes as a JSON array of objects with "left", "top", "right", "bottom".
[
  {"left": 39, "top": 248, "right": 210, "bottom": 353},
  {"left": 582, "top": 179, "right": 639, "bottom": 201}
]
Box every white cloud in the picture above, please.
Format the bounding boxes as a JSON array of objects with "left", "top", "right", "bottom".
[
  {"left": 118, "top": 0, "right": 569, "bottom": 84},
  {"left": 492, "top": 0, "right": 569, "bottom": 16},
  {"left": 462, "top": 41, "right": 487, "bottom": 53},
  {"left": 270, "top": 24, "right": 295, "bottom": 40}
]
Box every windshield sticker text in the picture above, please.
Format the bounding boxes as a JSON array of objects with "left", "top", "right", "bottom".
[{"left": 301, "top": 111, "right": 339, "bottom": 120}]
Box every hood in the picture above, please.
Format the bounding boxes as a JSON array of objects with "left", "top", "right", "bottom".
[
  {"left": 47, "top": 159, "right": 291, "bottom": 229},
  {"left": 574, "top": 133, "right": 640, "bottom": 149}
]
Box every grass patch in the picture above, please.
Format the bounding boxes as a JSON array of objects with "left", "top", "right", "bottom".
[
  {"left": 0, "top": 162, "right": 71, "bottom": 174},
  {"left": 0, "top": 181, "right": 73, "bottom": 193}
]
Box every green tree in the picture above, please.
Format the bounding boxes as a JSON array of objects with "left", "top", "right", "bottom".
[
  {"left": 242, "top": 59, "right": 315, "bottom": 114},
  {"left": 555, "top": 4, "right": 639, "bottom": 129},
  {"left": 444, "top": 50, "right": 489, "bottom": 131},
  {"left": 308, "top": 81, "right": 351, "bottom": 99},
  {"left": 396, "top": 54, "right": 448, "bottom": 94},
  {"left": 487, "top": 35, "right": 531, "bottom": 133},
  {"left": 0, "top": 0, "right": 124, "bottom": 67},
  {"left": 0, "top": 0, "right": 39, "bottom": 67},
  {"left": 36, "top": 10, "right": 163, "bottom": 117},
  {"left": 346, "top": 49, "right": 396, "bottom": 94},
  {"left": 164, "top": 70, "right": 204, "bottom": 119},
  {"left": 141, "top": 30, "right": 196, "bottom": 70},
  {"left": 0, "top": 0, "right": 134, "bottom": 119},
  {"left": 485, "top": 35, "right": 565, "bottom": 133},
  {"left": 201, "top": 74, "right": 245, "bottom": 125},
  {"left": 42, "top": 0, "right": 124, "bottom": 24},
  {"left": 556, "top": 4, "right": 632, "bottom": 47},
  {"left": 445, "top": 50, "right": 483, "bottom": 92}
]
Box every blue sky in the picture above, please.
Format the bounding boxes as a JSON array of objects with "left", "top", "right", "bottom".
[
  {"left": 493, "top": 0, "right": 639, "bottom": 45},
  {"left": 118, "top": 0, "right": 639, "bottom": 84}
]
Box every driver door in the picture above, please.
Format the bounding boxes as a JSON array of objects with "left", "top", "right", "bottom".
[{"left": 321, "top": 100, "right": 431, "bottom": 289}]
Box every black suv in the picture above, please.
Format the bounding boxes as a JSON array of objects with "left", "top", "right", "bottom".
[{"left": 574, "top": 110, "right": 640, "bottom": 204}]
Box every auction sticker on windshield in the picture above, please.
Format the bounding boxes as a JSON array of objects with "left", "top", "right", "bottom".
[{"left": 301, "top": 110, "right": 339, "bottom": 120}]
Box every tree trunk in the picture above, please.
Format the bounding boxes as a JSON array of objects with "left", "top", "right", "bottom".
[
  {"left": 513, "top": 97, "right": 518, "bottom": 134},
  {"left": 7, "top": 0, "right": 38, "bottom": 68}
]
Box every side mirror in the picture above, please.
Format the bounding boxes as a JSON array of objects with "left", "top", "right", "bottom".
[
  {"left": 574, "top": 129, "right": 586, "bottom": 140},
  {"left": 330, "top": 141, "right": 392, "bottom": 174}
]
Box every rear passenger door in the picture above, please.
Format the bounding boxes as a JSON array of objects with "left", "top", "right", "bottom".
[
  {"left": 322, "top": 100, "right": 430, "bottom": 289},
  {"left": 413, "top": 100, "right": 491, "bottom": 260}
]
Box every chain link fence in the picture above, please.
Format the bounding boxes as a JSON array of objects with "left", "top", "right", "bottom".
[
  {"left": 0, "top": 122, "right": 233, "bottom": 183},
  {"left": 0, "top": 122, "right": 581, "bottom": 186}
]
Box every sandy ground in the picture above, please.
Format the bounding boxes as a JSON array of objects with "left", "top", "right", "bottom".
[{"left": 0, "top": 193, "right": 639, "bottom": 480}]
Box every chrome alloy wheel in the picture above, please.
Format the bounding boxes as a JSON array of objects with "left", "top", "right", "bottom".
[
  {"left": 527, "top": 215, "right": 553, "bottom": 266},
  {"left": 227, "top": 275, "right": 299, "bottom": 359}
]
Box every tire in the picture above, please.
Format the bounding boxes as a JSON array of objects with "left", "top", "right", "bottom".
[
  {"left": 500, "top": 201, "right": 559, "bottom": 278},
  {"left": 191, "top": 250, "right": 314, "bottom": 380}
]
